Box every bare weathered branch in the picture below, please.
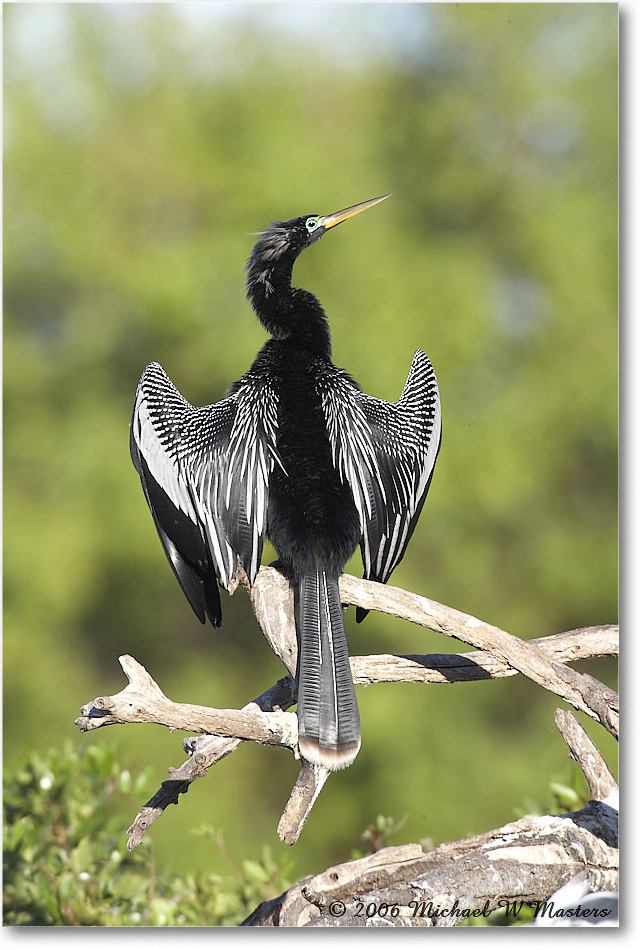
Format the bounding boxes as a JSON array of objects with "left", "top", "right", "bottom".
[
  {"left": 75, "top": 654, "right": 299, "bottom": 749},
  {"left": 350, "top": 625, "right": 618, "bottom": 685},
  {"left": 76, "top": 568, "right": 617, "bottom": 854},
  {"left": 336, "top": 573, "right": 618, "bottom": 737},
  {"left": 125, "top": 675, "right": 297, "bottom": 850},
  {"left": 554, "top": 708, "right": 619, "bottom": 804},
  {"left": 246, "top": 566, "right": 618, "bottom": 734},
  {"left": 245, "top": 695, "right": 619, "bottom": 926},
  {"left": 277, "top": 762, "right": 332, "bottom": 845},
  {"left": 249, "top": 563, "right": 298, "bottom": 676},
  {"left": 243, "top": 801, "right": 618, "bottom": 926}
]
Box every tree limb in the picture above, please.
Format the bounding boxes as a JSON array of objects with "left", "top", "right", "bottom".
[
  {"left": 277, "top": 762, "right": 332, "bottom": 846},
  {"left": 75, "top": 567, "right": 617, "bottom": 850},
  {"left": 123, "top": 674, "right": 297, "bottom": 850},
  {"left": 337, "top": 572, "right": 618, "bottom": 737},
  {"left": 246, "top": 567, "right": 618, "bottom": 735},
  {"left": 242, "top": 706, "right": 619, "bottom": 927},
  {"left": 243, "top": 802, "right": 618, "bottom": 927},
  {"left": 554, "top": 709, "right": 618, "bottom": 804},
  {"left": 350, "top": 625, "right": 618, "bottom": 685},
  {"left": 75, "top": 654, "right": 299, "bottom": 750}
]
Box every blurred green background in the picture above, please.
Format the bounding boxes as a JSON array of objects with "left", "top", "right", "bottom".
[{"left": 4, "top": 2, "right": 617, "bottom": 889}]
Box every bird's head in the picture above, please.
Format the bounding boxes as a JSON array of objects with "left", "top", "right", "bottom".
[
  {"left": 249, "top": 194, "right": 391, "bottom": 270},
  {"left": 246, "top": 195, "right": 390, "bottom": 348}
]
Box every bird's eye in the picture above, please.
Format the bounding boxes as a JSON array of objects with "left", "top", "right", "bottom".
[{"left": 305, "top": 217, "right": 320, "bottom": 233}]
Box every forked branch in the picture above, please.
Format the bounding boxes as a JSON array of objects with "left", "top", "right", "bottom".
[
  {"left": 243, "top": 711, "right": 618, "bottom": 927},
  {"left": 75, "top": 566, "right": 617, "bottom": 848}
]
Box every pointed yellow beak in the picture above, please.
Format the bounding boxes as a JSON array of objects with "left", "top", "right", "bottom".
[{"left": 320, "top": 194, "right": 391, "bottom": 230}]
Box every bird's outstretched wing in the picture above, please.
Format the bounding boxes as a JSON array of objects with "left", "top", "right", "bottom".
[
  {"left": 318, "top": 350, "right": 441, "bottom": 616},
  {"left": 130, "top": 361, "right": 280, "bottom": 627}
]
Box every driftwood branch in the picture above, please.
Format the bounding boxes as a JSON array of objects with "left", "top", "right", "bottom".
[
  {"left": 75, "top": 566, "right": 617, "bottom": 850},
  {"left": 243, "top": 711, "right": 619, "bottom": 927},
  {"left": 243, "top": 803, "right": 618, "bottom": 927},
  {"left": 554, "top": 709, "right": 618, "bottom": 804},
  {"left": 124, "top": 675, "right": 297, "bottom": 850},
  {"left": 248, "top": 567, "right": 618, "bottom": 734},
  {"left": 75, "top": 654, "right": 299, "bottom": 749},
  {"left": 278, "top": 762, "right": 332, "bottom": 846},
  {"left": 339, "top": 573, "right": 618, "bottom": 737},
  {"left": 351, "top": 626, "right": 618, "bottom": 684}
]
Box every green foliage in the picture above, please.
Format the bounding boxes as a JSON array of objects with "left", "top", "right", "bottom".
[
  {"left": 3, "top": 741, "right": 293, "bottom": 926},
  {"left": 3, "top": 743, "right": 591, "bottom": 927},
  {"left": 4, "top": 2, "right": 617, "bottom": 892},
  {"left": 550, "top": 777, "right": 588, "bottom": 815},
  {"left": 353, "top": 813, "right": 408, "bottom": 858},
  {"left": 479, "top": 904, "right": 537, "bottom": 928}
]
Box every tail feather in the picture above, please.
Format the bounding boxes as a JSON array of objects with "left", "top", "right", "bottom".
[{"left": 297, "top": 572, "right": 361, "bottom": 769}]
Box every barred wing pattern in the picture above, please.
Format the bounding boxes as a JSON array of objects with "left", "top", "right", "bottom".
[
  {"left": 319, "top": 349, "right": 441, "bottom": 594},
  {"left": 130, "top": 361, "right": 279, "bottom": 627}
]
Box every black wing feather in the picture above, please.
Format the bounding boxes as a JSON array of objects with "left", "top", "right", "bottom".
[
  {"left": 132, "top": 444, "right": 222, "bottom": 625},
  {"left": 318, "top": 349, "right": 441, "bottom": 616},
  {"left": 130, "top": 361, "right": 279, "bottom": 627}
]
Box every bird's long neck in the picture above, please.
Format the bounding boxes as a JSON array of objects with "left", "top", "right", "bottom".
[{"left": 246, "top": 250, "right": 332, "bottom": 358}]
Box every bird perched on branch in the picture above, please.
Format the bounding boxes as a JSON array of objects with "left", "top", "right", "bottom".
[{"left": 130, "top": 195, "right": 441, "bottom": 770}]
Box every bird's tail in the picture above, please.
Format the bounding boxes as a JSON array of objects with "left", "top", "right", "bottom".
[{"left": 297, "top": 571, "right": 361, "bottom": 770}]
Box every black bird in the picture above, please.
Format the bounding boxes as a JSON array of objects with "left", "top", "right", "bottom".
[{"left": 130, "top": 196, "right": 441, "bottom": 770}]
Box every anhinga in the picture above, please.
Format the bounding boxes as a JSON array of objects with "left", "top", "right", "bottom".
[{"left": 130, "top": 195, "right": 441, "bottom": 770}]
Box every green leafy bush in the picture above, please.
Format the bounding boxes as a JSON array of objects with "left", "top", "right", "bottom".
[{"left": 3, "top": 741, "right": 292, "bottom": 926}]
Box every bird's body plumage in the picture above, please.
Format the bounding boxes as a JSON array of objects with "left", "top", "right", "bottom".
[{"left": 131, "top": 198, "right": 441, "bottom": 769}]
